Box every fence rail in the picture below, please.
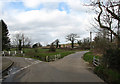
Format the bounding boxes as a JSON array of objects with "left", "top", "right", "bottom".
[
  {"left": 93, "top": 56, "right": 100, "bottom": 66},
  {"left": 46, "top": 54, "right": 61, "bottom": 62},
  {"left": 0, "top": 51, "right": 23, "bottom": 56}
]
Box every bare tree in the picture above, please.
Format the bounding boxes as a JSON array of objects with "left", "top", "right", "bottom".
[
  {"left": 66, "top": 33, "right": 79, "bottom": 48},
  {"left": 54, "top": 39, "right": 60, "bottom": 48},
  {"left": 90, "top": 0, "right": 120, "bottom": 47},
  {"left": 77, "top": 40, "right": 82, "bottom": 46},
  {"left": 12, "top": 33, "right": 31, "bottom": 50}
]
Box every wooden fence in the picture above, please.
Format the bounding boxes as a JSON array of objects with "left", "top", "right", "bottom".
[
  {"left": 45, "top": 54, "right": 61, "bottom": 62},
  {"left": 0, "top": 51, "right": 23, "bottom": 56},
  {"left": 93, "top": 56, "right": 100, "bottom": 66}
]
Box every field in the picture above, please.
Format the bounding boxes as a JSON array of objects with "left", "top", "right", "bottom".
[{"left": 13, "top": 48, "right": 77, "bottom": 62}]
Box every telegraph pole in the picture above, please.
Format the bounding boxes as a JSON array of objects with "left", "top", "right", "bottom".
[
  {"left": 90, "top": 32, "right": 92, "bottom": 49},
  {"left": 90, "top": 32, "right": 92, "bottom": 42}
]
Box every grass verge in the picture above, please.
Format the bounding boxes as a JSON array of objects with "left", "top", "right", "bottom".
[
  {"left": 15, "top": 48, "right": 75, "bottom": 62},
  {"left": 83, "top": 52, "right": 120, "bottom": 84},
  {"left": 83, "top": 52, "right": 99, "bottom": 64},
  {"left": 94, "top": 65, "right": 120, "bottom": 84}
]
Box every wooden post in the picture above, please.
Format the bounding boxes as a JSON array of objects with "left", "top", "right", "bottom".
[
  {"left": 15, "top": 51, "right": 17, "bottom": 55},
  {"left": 55, "top": 55, "right": 56, "bottom": 61},
  {"left": 8, "top": 51, "right": 10, "bottom": 56},
  {"left": 21, "top": 51, "right": 23, "bottom": 54},
  {"left": 3, "top": 51, "right": 5, "bottom": 56},
  {"left": 59, "top": 54, "right": 61, "bottom": 58},
  {"left": 46, "top": 56, "right": 48, "bottom": 62}
]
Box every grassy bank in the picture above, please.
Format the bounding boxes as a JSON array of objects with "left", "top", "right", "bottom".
[
  {"left": 83, "top": 52, "right": 99, "bottom": 64},
  {"left": 15, "top": 48, "right": 75, "bottom": 62},
  {"left": 83, "top": 52, "right": 120, "bottom": 84},
  {"left": 94, "top": 66, "right": 120, "bottom": 84}
]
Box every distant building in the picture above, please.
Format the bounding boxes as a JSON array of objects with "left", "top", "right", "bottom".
[{"left": 60, "top": 43, "right": 79, "bottom": 48}]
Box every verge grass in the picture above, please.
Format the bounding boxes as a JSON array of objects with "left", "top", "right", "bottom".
[
  {"left": 15, "top": 48, "right": 75, "bottom": 61},
  {"left": 83, "top": 52, "right": 120, "bottom": 84},
  {"left": 83, "top": 52, "right": 99, "bottom": 63}
]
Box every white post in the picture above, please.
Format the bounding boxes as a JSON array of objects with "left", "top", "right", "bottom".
[
  {"left": 21, "top": 51, "right": 23, "bottom": 54},
  {"left": 3, "top": 51, "right": 5, "bottom": 56},
  {"left": 93, "top": 56, "right": 95, "bottom": 65},
  {"left": 15, "top": 51, "right": 16, "bottom": 55},
  {"left": 8, "top": 51, "right": 10, "bottom": 56},
  {"left": 55, "top": 55, "right": 56, "bottom": 60},
  {"left": 46, "top": 56, "right": 48, "bottom": 62}
]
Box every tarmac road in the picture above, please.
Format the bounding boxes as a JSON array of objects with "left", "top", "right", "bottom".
[{"left": 3, "top": 51, "right": 105, "bottom": 82}]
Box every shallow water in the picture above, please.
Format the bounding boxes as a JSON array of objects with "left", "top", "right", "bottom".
[{"left": 2, "top": 66, "right": 20, "bottom": 82}]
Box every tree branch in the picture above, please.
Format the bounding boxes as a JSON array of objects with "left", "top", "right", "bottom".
[
  {"left": 97, "top": 2, "right": 118, "bottom": 38},
  {"left": 106, "top": 7, "right": 120, "bottom": 21}
]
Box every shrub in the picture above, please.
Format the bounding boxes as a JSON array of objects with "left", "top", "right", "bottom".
[
  {"left": 92, "top": 36, "right": 114, "bottom": 54},
  {"left": 102, "top": 48, "right": 120, "bottom": 71},
  {"left": 94, "top": 66, "right": 120, "bottom": 84},
  {"left": 49, "top": 44, "right": 56, "bottom": 52}
]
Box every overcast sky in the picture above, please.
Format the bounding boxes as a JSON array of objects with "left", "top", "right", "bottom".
[{"left": 0, "top": 0, "right": 96, "bottom": 46}]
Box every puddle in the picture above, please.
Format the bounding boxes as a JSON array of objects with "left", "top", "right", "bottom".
[{"left": 2, "top": 66, "right": 20, "bottom": 82}]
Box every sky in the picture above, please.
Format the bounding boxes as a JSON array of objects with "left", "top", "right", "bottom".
[{"left": 0, "top": 0, "right": 96, "bottom": 46}]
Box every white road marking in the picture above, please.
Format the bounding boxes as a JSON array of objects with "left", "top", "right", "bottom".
[
  {"left": 25, "top": 58, "right": 33, "bottom": 61},
  {"left": 3, "top": 60, "right": 42, "bottom": 79}
]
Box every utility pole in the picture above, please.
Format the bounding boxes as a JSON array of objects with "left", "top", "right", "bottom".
[
  {"left": 90, "top": 32, "right": 92, "bottom": 42},
  {"left": 90, "top": 32, "right": 92, "bottom": 49}
]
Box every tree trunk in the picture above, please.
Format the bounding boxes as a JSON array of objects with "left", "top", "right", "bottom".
[
  {"left": 111, "top": 31, "right": 112, "bottom": 42},
  {"left": 56, "top": 42, "right": 58, "bottom": 48},
  {"left": 71, "top": 41, "right": 74, "bottom": 48},
  {"left": 19, "top": 39, "right": 22, "bottom": 51}
]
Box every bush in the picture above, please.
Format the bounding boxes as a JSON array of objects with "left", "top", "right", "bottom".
[
  {"left": 49, "top": 44, "right": 56, "bottom": 52},
  {"left": 94, "top": 66, "right": 120, "bottom": 84},
  {"left": 92, "top": 37, "right": 114, "bottom": 54},
  {"left": 102, "top": 48, "right": 120, "bottom": 71}
]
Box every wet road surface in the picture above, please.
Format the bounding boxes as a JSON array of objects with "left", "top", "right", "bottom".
[{"left": 3, "top": 51, "right": 105, "bottom": 82}]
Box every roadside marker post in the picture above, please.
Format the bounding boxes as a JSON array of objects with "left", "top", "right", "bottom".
[{"left": 46, "top": 56, "right": 48, "bottom": 62}]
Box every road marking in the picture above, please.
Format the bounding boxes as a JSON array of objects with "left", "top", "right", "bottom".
[
  {"left": 25, "top": 58, "right": 33, "bottom": 61},
  {"left": 3, "top": 60, "right": 42, "bottom": 79}
]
